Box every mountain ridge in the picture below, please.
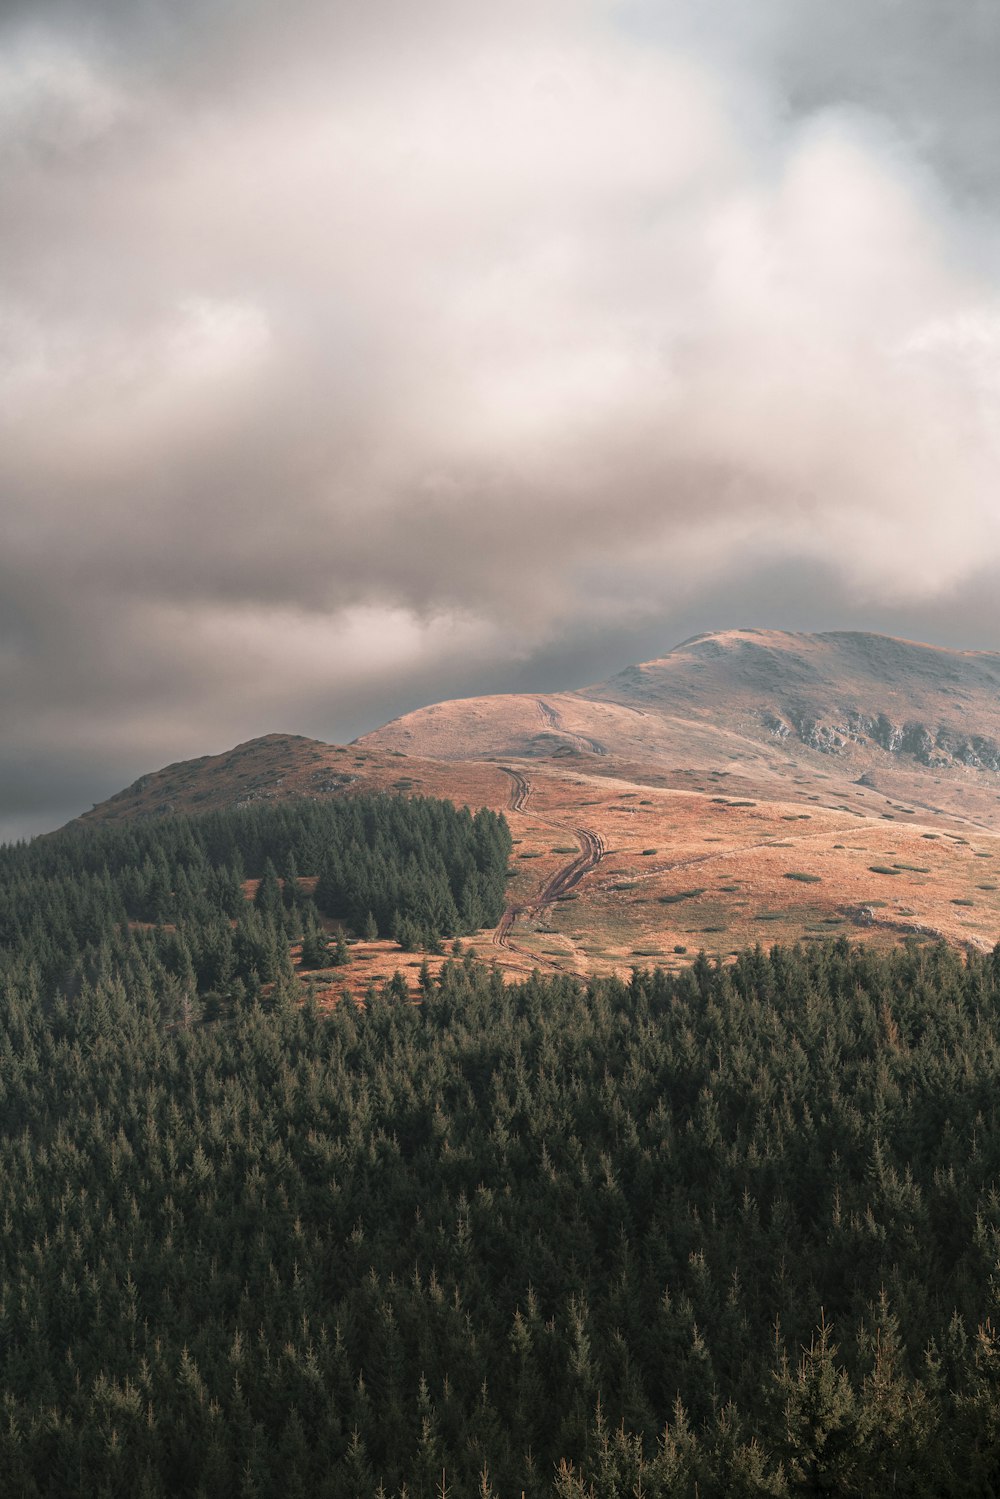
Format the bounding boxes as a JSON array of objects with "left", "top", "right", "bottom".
[
  {"left": 358, "top": 628, "right": 1000, "bottom": 786},
  {"left": 76, "top": 628, "right": 1000, "bottom": 975}
]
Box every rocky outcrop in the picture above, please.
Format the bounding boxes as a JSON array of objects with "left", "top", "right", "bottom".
[{"left": 757, "top": 706, "right": 1000, "bottom": 773}]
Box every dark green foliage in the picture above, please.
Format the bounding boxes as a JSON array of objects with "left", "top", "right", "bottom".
[
  {"left": 299, "top": 914, "right": 331, "bottom": 969},
  {"left": 0, "top": 794, "right": 511, "bottom": 1007},
  {"left": 5, "top": 792, "right": 1000, "bottom": 1497}
]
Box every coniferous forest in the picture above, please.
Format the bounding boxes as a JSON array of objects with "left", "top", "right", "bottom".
[
  {"left": 0, "top": 794, "right": 512, "bottom": 1015},
  {"left": 5, "top": 800, "right": 1000, "bottom": 1492}
]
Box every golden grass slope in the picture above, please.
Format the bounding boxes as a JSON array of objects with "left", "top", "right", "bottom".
[{"left": 80, "top": 631, "right": 1000, "bottom": 981}]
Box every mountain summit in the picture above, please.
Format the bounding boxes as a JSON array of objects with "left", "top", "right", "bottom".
[{"left": 358, "top": 629, "right": 1000, "bottom": 782}]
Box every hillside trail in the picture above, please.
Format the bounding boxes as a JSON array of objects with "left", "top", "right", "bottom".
[
  {"left": 604, "top": 826, "right": 847, "bottom": 891},
  {"left": 493, "top": 812, "right": 606, "bottom": 968},
  {"left": 536, "top": 698, "right": 607, "bottom": 757},
  {"left": 596, "top": 809, "right": 975, "bottom": 896},
  {"left": 500, "top": 767, "right": 532, "bottom": 812},
  {"left": 495, "top": 762, "right": 608, "bottom": 963}
]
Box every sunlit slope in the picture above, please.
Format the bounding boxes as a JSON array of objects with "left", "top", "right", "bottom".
[
  {"left": 355, "top": 690, "right": 787, "bottom": 773},
  {"left": 589, "top": 629, "right": 1000, "bottom": 761},
  {"left": 78, "top": 630, "right": 1000, "bottom": 975},
  {"left": 357, "top": 629, "right": 1000, "bottom": 827}
]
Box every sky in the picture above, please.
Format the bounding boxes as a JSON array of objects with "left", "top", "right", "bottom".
[{"left": 2, "top": 0, "right": 1000, "bottom": 839}]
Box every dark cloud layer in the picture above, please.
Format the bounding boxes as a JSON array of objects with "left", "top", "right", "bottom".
[{"left": 2, "top": 0, "right": 1000, "bottom": 840}]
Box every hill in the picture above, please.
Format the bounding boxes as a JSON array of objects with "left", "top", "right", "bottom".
[{"left": 80, "top": 630, "right": 1000, "bottom": 976}]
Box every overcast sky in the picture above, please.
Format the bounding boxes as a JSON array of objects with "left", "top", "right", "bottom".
[{"left": 3, "top": 0, "right": 1000, "bottom": 839}]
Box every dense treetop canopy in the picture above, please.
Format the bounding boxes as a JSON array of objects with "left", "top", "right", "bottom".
[
  {"left": 0, "top": 793, "right": 512, "bottom": 1011},
  {"left": 3, "top": 798, "right": 1000, "bottom": 1493}
]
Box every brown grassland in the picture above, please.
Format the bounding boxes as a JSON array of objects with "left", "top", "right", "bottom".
[{"left": 85, "top": 632, "right": 1000, "bottom": 999}]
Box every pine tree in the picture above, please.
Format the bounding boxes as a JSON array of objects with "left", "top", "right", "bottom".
[
  {"left": 776, "top": 1315, "right": 858, "bottom": 1494},
  {"left": 299, "top": 918, "right": 330, "bottom": 971},
  {"left": 254, "top": 859, "right": 283, "bottom": 921}
]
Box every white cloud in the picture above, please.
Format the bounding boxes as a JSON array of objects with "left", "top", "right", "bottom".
[
  {"left": 0, "top": 32, "right": 127, "bottom": 152},
  {"left": 2, "top": 0, "right": 1000, "bottom": 827}
]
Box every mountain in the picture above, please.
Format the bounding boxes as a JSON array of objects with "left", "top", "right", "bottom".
[
  {"left": 82, "top": 630, "right": 1000, "bottom": 973},
  {"left": 360, "top": 628, "right": 1000, "bottom": 791}
]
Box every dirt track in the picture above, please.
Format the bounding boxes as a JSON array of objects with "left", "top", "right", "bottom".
[
  {"left": 493, "top": 825, "right": 605, "bottom": 957},
  {"left": 537, "top": 699, "right": 607, "bottom": 757},
  {"left": 500, "top": 767, "right": 532, "bottom": 812},
  {"left": 538, "top": 828, "right": 606, "bottom": 904}
]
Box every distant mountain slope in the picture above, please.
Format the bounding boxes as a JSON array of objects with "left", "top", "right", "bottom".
[
  {"left": 80, "top": 732, "right": 512, "bottom": 827},
  {"left": 86, "top": 630, "right": 1000, "bottom": 836},
  {"left": 358, "top": 629, "right": 1000, "bottom": 770},
  {"left": 77, "top": 629, "right": 1000, "bottom": 974},
  {"left": 588, "top": 629, "right": 1000, "bottom": 770}
]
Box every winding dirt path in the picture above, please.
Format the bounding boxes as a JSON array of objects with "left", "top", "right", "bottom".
[
  {"left": 537, "top": 828, "right": 606, "bottom": 904},
  {"left": 493, "top": 825, "right": 606, "bottom": 962},
  {"left": 500, "top": 767, "right": 532, "bottom": 812}
]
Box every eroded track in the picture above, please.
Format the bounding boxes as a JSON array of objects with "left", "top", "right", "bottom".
[
  {"left": 537, "top": 828, "right": 606, "bottom": 905},
  {"left": 493, "top": 826, "right": 605, "bottom": 956},
  {"left": 500, "top": 767, "right": 532, "bottom": 812},
  {"left": 537, "top": 699, "right": 607, "bottom": 757}
]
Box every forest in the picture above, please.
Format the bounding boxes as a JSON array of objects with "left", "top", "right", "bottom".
[
  {"left": 3, "top": 798, "right": 1000, "bottom": 1493},
  {"left": 0, "top": 793, "right": 512, "bottom": 1014}
]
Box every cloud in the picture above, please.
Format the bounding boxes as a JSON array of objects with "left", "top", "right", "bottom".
[{"left": 1, "top": 0, "right": 1000, "bottom": 834}]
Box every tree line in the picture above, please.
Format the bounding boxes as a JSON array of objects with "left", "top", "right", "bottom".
[{"left": 0, "top": 794, "right": 512, "bottom": 1022}]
